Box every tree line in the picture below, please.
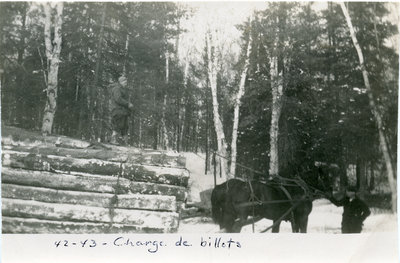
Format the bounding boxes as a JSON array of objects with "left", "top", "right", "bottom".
[{"left": 0, "top": 2, "right": 398, "bottom": 209}]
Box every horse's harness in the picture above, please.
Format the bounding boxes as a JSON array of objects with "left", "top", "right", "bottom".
[
  {"left": 235, "top": 176, "right": 315, "bottom": 208},
  {"left": 232, "top": 175, "right": 324, "bottom": 232}
]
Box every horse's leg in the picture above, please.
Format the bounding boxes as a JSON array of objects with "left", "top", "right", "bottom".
[
  {"left": 222, "top": 211, "right": 238, "bottom": 233},
  {"left": 291, "top": 214, "right": 301, "bottom": 233},
  {"left": 299, "top": 216, "right": 308, "bottom": 233},
  {"left": 224, "top": 220, "right": 235, "bottom": 233},
  {"left": 293, "top": 214, "right": 309, "bottom": 233},
  {"left": 232, "top": 211, "right": 248, "bottom": 233},
  {"left": 293, "top": 202, "right": 312, "bottom": 233},
  {"left": 232, "top": 221, "right": 242, "bottom": 233},
  {"left": 299, "top": 202, "right": 312, "bottom": 233},
  {"left": 291, "top": 219, "right": 299, "bottom": 233},
  {"left": 272, "top": 220, "right": 281, "bottom": 233}
]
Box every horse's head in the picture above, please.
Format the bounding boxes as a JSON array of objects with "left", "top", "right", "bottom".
[
  {"left": 316, "top": 162, "right": 340, "bottom": 197},
  {"left": 301, "top": 162, "right": 335, "bottom": 197}
]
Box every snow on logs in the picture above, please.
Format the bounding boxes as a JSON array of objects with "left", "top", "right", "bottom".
[
  {"left": 1, "top": 167, "right": 187, "bottom": 201},
  {"left": 2, "top": 150, "right": 189, "bottom": 187},
  {"left": 2, "top": 184, "right": 177, "bottom": 212},
  {"left": 1, "top": 126, "right": 188, "bottom": 233},
  {"left": 2, "top": 199, "right": 179, "bottom": 232},
  {"left": 2, "top": 216, "right": 170, "bottom": 234}
]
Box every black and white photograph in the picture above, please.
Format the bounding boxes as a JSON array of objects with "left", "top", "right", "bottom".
[{"left": 1, "top": 1, "right": 399, "bottom": 262}]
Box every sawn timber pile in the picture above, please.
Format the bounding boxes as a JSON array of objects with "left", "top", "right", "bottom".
[{"left": 1, "top": 126, "right": 189, "bottom": 234}]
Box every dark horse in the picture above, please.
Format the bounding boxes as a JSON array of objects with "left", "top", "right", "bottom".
[{"left": 211, "top": 165, "right": 333, "bottom": 233}]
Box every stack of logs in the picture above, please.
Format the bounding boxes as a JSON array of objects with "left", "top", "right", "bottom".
[{"left": 1, "top": 126, "right": 189, "bottom": 234}]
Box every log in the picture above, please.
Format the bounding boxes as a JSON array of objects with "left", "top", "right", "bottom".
[
  {"left": 1, "top": 167, "right": 187, "bottom": 201},
  {"left": 2, "top": 184, "right": 177, "bottom": 212},
  {"left": 2, "top": 125, "right": 91, "bottom": 149},
  {"left": 2, "top": 216, "right": 171, "bottom": 234},
  {"left": 2, "top": 125, "right": 186, "bottom": 167},
  {"left": 2, "top": 144, "right": 186, "bottom": 168},
  {"left": 2, "top": 198, "right": 179, "bottom": 231},
  {"left": 2, "top": 150, "right": 189, "bottom": 187}
]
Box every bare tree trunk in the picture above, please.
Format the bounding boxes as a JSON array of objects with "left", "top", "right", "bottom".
[
  {"left": 230, "top": 31, "right": 252, "bottom": 177},
  {"left": 179, "top": 60, "right": 190, "bottom": 149},
  {"left": 268, "top": 44, "right": 284, "bottom": 177},
  {"left": 41, "top": 2, "right": 64, "bottom": 135},
  {"left": 206, "top": 31, "right": 229, "bottom": 180},
  {"left": 137, "top": 81, "right": 143, "bottom": 148},
  {"left": 160, "top": 50, "right": 170, "bottom": 150},
  {"left": 138, "top": 118, "right": 142, "bottom": 148},
  {"left": 340, "top": 2, "right": 397, "bottom": 212},
  {"left": 16, "top": 3, "right": 28, "bottom": 127},
  {"left": 93, "top": 3, "right": 107, "bottom": 141},
  {"left": 152, "top": 84, "right": 158, "bottom": 150},
  {"left": 372, "top": 3, "right": 381, "bottom": 56},
  {"left": 194, "top": 99, "right": 202, "bottom": 153},
  {"left": 268, "top": 59, "right": 283, "bottom": 177},
  {"left": 205, "top": 86, "right": 210, "bottom": 173},
  {"left": 123, "top": 34, "right": 136, "bottom": 146},
  {"left": 356, "top": 158, "right": 367, "bottom": 198},
  {"left": 339, "top": 156, "right": 348, "bottom": 192},
  {"left": 372, "top": 3, "right": 396, "bottom": 172},
  {"left": 369, "top": 162, "right": 375, "bottom": 191}
]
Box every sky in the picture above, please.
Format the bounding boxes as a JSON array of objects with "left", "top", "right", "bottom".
[
  {"left": 176, "top": 2, "right": 268, "bottom": 85},
  {"left": 177, "top": 2, "right": 263, "bottom": 66}
]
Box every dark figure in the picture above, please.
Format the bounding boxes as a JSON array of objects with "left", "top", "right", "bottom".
[
  {"left": 330, "top": 194, "right": 371, "bottom": 233},
  {"left": 211, "top": 165, "right": 333, "bottom": 233},
  {"left": 110, "top": 75, "right": 133, "bottom": 145}
]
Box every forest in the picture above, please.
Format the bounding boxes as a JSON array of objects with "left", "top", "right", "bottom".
[{"left": 0, "top": 2, "right": 398, "bottom": 210}]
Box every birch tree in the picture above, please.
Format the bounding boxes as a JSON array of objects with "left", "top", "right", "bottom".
[
  {"left": 92, "top": 3, "right": 107, "bottom": 141},
  {"left": 340, "top": 2, "right": 397, "bottom": 211},
  {"left": 160, "top": 49, "right": 170, "bottom": 150},
  {"left": 230, "top": 29, "right": 252, "bottom": 177},
  {"left": 41, "top": 2, "right": 64, "bottom": 135},
  {"left": 268, "top": 18, "right": 284, "bottom": 178},
  {"left": 206, "top": 30, "right": 230, "bottom": 180}
]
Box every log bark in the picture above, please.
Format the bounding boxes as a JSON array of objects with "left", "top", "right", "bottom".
[
  {"left": 2, "top": 126, "right": 186, "bottom": 167},
  {"left": 2, "top": 125, "right": 91, "bottom": 149},
  {"left": 340, "top": 2, "right": 397, "bottom": 212},
  {"left": 2, "top": 150, "right": 189, "bottom": 187},
  {"left": 1, "top": 167, "right": 187, "bottom": 201},
  {"left": 2, "top": 184, "right": 176, "bottom": 212},
  {"left": 2, "top": 144, "right": 186, "bottom": 168},
  {"left": 2, "top": 216, "right": 170, "bottom": 234},
  {"left": 2, "top": 198, "right": 179, "bottom": 231}
]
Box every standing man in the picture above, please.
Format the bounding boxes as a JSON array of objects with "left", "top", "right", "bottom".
[
  {"left": 329, "top": 191, "right": 371, "bottom": 233},
  {"left": 110, "top": 74, "right": 134, "bottom": 145}
]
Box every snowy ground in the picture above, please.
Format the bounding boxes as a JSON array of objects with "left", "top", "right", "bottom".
[
  {"left": 180, "top": 152, "right": 398, "bottom": 234},
  {"left": 179, "top": 199, "right": 398, "bottom": 234}
]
